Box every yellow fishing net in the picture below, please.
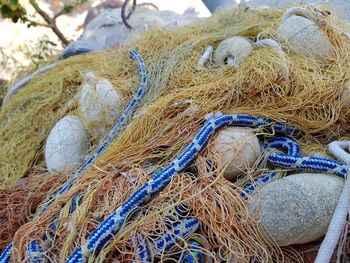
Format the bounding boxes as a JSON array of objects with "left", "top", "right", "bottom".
[
  {"left": 0, "top": 51, "right": 136, "bottom": 189},
  {"left": 1, "top": 5, "right": 350, "bottom": 262}
]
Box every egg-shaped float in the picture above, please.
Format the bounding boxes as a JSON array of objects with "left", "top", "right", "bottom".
[
  {"left": 214, "top": 36, "right": 253, "bottom": 67},
  {"left": 45, "top": 115, "right": 90, "bottom": 172},
  {"left": 210, "top": 127, "right": 261, "bottom": 180},
  {"left": 79, "top": 72, "right": 123, "bottom": 139},
  {"left": 248, "top": 173, "right": 344, "bottom": 246},
  {"left": 277, "top": 8, "right": 333, "bottom": 59}
]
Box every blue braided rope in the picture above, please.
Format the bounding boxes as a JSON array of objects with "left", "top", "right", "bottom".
[
  {"left": 240, "top": 137, "right": 300, "bottom": 200},
  {"left": 60, "top": 48, "right": 93, "bottom": 60},
  {"left": 154, "top": 218, "right": 199, "bottom": 253},
  {"left": 26, "top": 240, "right": 44, "bottom": 263},
  {"left": 239, "top": 171, "right": 280, "bottom": 200},
  {"left": 263, "top": 137, "right": 301, "bottom": 156},
  {"left": 0, "top": 49, "right": 148, "bottom": 263},
  {"left": 263, "top": 137, "right": 348, "bottom": 177},
  {"left": 3, "top": 47, "right": 92, "bottom": 106},
  {"left": 135, "top": 235, "right": 152, "bottom": 262},
  {"left": 135, "top": 204, "right": 192, "bottom": 261},
  {"left": 0, "top": 244, "right": 12, "bottom": 263},
  {"left": 69, "top": 194, "right": 82, "bottom": 214},
  {"left": 65, "top": 114, "right": 298, "bottom": 263},
  {"left": 267, "top": 153, "right": 349, "bottom": 177},
  {"left": 27, "top": 194, "right": 81, "bottom": 259},
  {"left": 136, "top": 218, "right": 199, "bottom": 262},
  {"left": 180, "top": 238, "right": 207, "bottom": 263},
  {"left": 242, "top": 137, "right": 349, "bottom": 199}
]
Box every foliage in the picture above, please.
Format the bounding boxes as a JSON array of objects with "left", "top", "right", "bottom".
[
  {"left": 0, "top": 0, "right": 88, "bottom": 45},
  {"left": 0, "top": 35, "right": 59, "bottom": 98},
  {"left": 18, "top": 35, "right": 59, "bottom": 67},
  {"left": 0, "top": 0, "right": 26, "bottom": 22}
]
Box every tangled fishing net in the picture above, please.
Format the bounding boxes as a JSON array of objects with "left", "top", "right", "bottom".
[
  {"left": 0, "top": 170, "right": 65, "bottom": 252},
  {"left": 0, "top": 51, "right": 137, "bottom": 189},
  {"left": 1, "top": 4, "right": 350, "bottom": 262}
]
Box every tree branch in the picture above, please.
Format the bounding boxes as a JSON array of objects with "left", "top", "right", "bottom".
[
  {"left": 23, "top": 17, "right": 50, "bottom": 27},
  {"left": 53, "top": 8, "right": 65, "bottom": 20},
  {"left": 28, "top": 0, "right": 70, "bottom": 46}
]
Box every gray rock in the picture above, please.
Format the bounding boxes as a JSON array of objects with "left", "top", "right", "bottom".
[{"left": 248, "top": 173, "right": 344, "bottom": 246}]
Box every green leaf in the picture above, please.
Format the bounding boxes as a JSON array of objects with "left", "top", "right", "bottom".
[
  {"left": 0, "top": 5, "right": 13, "bottom": 18},
  {"left": 0, "top": 3, "right": 26, "bottom": 22},
  {"left": 8, "top": 0, "right": 20, "bottom": 10},
  {"left": 27, "top": 20, "right": 37, "bottom": 28},
  {"left": 63, "top": 4, "right": 74, "bottom": 14}
]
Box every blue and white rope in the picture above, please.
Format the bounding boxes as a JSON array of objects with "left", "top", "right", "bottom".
[
  {"left": 180, "top": 238, "right": 208, "bottom": 263},
  {"left": 26, "top": 241, "right": 44, "bottom": 263},
  {"left": 0, "top": 49, "right": 148, "bottom": 263},
  {"left": 240, "top": 137, "right": 300, "bottom": 200},
  {"left": 267, "top": 153, "right": 348, "bottom": 178},
  {"left": 0, "top": 244, "right": 12, "bottom": 263},
  {"left": 65, "top": 114, "right": 298, "bottom": 263},
  {"left": 262, "top": 136, "right": 348, "bottom": 178},
  {"left": 134, "top": 135, "right": 349, "bottom": 261},
  {"left": 239, "top": 171, "right": 280, "bottom": 200},
  {"left": 243, "top": 137, "right": 349, "bottom": 198},
  {"left": 60, "top": 48, "right": 93, "bottom": 60},
  {"left": 263, "top": 137, "right": 301, "bottom": 157},
  {"left": 136, "top": 218, "right": 199, "bottom": 262},
  {"left": 154, "top": 218, "right": 199, "bottom": 254},
  {"left": 134, "top": 204, "right": 194, "bottom": 261},
  {"left": 135, "top": 235, "right": 151, "bottom": 261}
]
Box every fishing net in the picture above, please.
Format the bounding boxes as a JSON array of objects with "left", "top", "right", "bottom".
[
  {"left": 0, "top": 170, "right": 64, "bottom": 251},
  {"left": 0, "top": 50, "right": 137, "bottom": 189},
  {"left": 2, "top": 5, "right": 350, "bottom": 262}
]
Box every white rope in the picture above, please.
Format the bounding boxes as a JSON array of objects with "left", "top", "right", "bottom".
[
  {"left": 255, "top": 38, "right": 280, "bottom": 48},
  {"left": 197, "top": 45, "right": 213, "bottom": 68},
  {"left": 315, "top": 141, "right": 350, "bottom": 263}
]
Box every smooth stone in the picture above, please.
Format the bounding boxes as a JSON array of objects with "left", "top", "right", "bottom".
[
  {"left": 249, "top": 173, "right": 344, "bottom": 246},
  {"left": 278, "top": 15, "right": 333, "bottom": 59},
  {"left": 45, "top": 115, "right": 89, "bottom": 172}
]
